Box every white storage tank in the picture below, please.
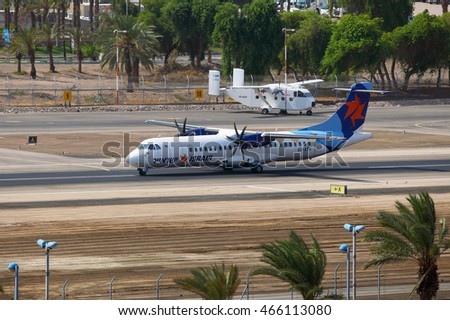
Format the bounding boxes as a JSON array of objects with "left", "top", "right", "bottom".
[
  {"left": 232, "top": 68, "right": 244, "bottom": 87},
  {"left": 208, "top": 70, "right": 221, "bottom": 96}
]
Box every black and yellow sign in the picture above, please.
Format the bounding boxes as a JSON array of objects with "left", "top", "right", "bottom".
[
  {"left": 28, "top": 135, "right": 38, "bottom": 145},
  {"left": 63, "top": 91, "right": 73, "bottom": 101},
  {"left": 195, "top": 89, "right": 204, "bottom": 99},
  {"left": 330, "top": 184, "right": 347, "bottom": 195}
]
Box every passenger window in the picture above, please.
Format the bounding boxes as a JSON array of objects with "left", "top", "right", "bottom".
[{"left": 294, "top": 91, "right": 297, "bottom": 97}]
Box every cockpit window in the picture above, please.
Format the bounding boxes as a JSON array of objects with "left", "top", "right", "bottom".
[{"left": 138, "top": 143, "right": 161, "bottom": 150}]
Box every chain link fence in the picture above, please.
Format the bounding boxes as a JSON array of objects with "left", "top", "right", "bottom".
[{"left": 0, "top": 71, "right": 449, "bottom": 108}]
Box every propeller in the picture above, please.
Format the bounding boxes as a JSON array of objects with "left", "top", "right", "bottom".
[
  {"left": 174, "top": 117, "right": 190, "bottom": 136},
  {"left": 230, "top": 122, "right": 249, "bottom": 159}
]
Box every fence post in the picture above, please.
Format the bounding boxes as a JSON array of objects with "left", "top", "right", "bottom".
[
  {"left": 31, "top": 77, "right": 35, "bottom": 107},
  {"left": 141, "top": 75, "right": 145, "bottom": 104},
  {"left": 334, "top": 263, "right": 341, "bottom": 296},
  {"left": 53, "top": 76, "right": 57, "bottom": 107},
  {"left": 334, "top": 74, "right": 338, "bottom": 103},
  {"left": 378, "top": 264, "right": 383, "bottom": 300},
  {"left": 76, "top": 75, "right": 80, "bottom": 105},
  {"left": 156, "top": 273, "right": 163, "bottom": 300},
  {"left": 6, "top": 76, "right": 11, "bottom": 106},
  {"left": 109, "top": 276, "right": 116, "bottom": 300},
  {"left": 186, "top": 75, "right": 190, "bottom": 101},
  {"left": 239, "top": 269, "right": 252, "bottom": 300},
  {"left": 163, "top": 76, "right": 167, "bottom": 103},
  {"left": 61, "top": 280, "right": 69, "bottom": 300}
]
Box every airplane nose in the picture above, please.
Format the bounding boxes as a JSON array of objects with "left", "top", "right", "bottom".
[{"left": 125, "top": 149, "right": 139, "bottom": 167}]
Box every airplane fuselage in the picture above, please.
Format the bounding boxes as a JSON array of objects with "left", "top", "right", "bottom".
[
  {"left": 126, "top": 129, "right": 332, "bottom": 171},
  {"left": 224, "top": 87, "right": 315, "bottom": 114}
]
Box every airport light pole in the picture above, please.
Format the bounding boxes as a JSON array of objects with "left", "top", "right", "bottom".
[
  {"left": 8, "top": 262, "right": 19, "bottom": 300},
  {"left": 37, "top": 239, "right": 58, "bottom": 300},
  {"left": 282, "top": 28, "right": 295, "bottom": 85},
  {"left": 343, "top": 224, "right": 365, "bottom": 300},
  {"left": 339, "top": 244, "right": 350, "bottom": 300},
  {"left": 114, "top": 30, "right": 127, "bottom": 105}
]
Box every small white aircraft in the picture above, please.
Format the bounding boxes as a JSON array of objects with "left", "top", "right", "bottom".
[
  {"left": 126, "top": 82, "right": 386, "bottom": 176},
  {"left": 209, "top": 68, "right": 323, "bottom": 115}
]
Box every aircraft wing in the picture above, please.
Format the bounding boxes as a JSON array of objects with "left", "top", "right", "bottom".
[
  {"left": 289, "top": 79, "right": 324, "bottom": 87},
  {"left": 145, "top": 120, "right": 220, "bottom": 134},
  {"left": 261, "top": 130, "right": 346, "bottom": 141}
]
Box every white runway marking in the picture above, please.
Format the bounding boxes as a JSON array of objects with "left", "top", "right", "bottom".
[{"left": 246, "top": 185, "right": 294, "bottom": 192}]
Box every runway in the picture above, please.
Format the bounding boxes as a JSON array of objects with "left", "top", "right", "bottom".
[
  {"left": 1, "top": 104, "right": 450, "bottom": 300},
  {"left": 2, "top": 104, "right": 450, "bottom": 135}
]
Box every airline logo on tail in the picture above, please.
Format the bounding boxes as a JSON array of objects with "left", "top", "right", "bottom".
[{"left": 343, "top": 94, "right": 367, "bottom": 127}]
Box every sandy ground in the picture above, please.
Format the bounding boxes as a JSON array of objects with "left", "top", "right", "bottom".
[
  {"left": 1, "top": 62, "right": 450, "bottom": 300},
  {"left": 0, "top": 129, "right": 450, "bottom": 300}
]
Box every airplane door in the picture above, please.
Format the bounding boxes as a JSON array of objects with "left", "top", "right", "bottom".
[{"left": 295, "top": 90, "right": 303, "bottom": 110}]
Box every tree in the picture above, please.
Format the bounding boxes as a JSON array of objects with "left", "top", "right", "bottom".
[
  {"left": 442, "top": 0, "right": 448, "bottom": 14},
  {"left": 164, "top": 0, "right": 219, "bottom": 68},
  {"left": 253, "top": 231, "right": 327, "bottom": 300},
  {"left": 214, "top": 0, "right": 282, "bottom": 76},
  {"left": 321, "top": 14, "right": 383, "bottom": 80},
  {"left": 66, "top": 27, "right": 85, "bottom": 73},
  {"left": 363, "top": 192, "right": 450, "bottom": 299},
  {"left": 6, "top": 27, "right": 44, "bottom": 79},
  {"left": 212, "top": 2, "right": 242, "bottom": 76},
  {"left": 174, "top": 263, "right": 240, "bottom": 300},
  {"left": 41, "top": 23, "right": 61, "bottom": 72},
  {"left": 96, "top": 14, "right": 160, "bottom": 91},
  {"left": 283, "top": 10, "right": 334, "bottom": 77},
  {"left": 339, "top": 0, "right": 415, "bottom": 31},
  {"left": 240, "top": 0, "right": 282, "bottom": 75},
  {"left": 4, "top": 0, "right": 11, "bottom": 31},
  {"left": 139, "top": 0, "right": 176, "bottom": 66},
  {"left": 389, "top": 12, "right": 450, "bottom": 89}
]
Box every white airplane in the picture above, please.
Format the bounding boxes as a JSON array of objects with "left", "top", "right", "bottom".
[
  {"left": 209, "top": 68, "right": 323, "bottom": 115},
  {"left": 125, "top": 82, "right": 386, "bottom": 176}
]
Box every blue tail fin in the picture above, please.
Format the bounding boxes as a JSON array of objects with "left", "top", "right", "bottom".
[
  {"left": 304, "top": 82, "right": 373, "bottom": 135},
  {"left": 298, "top": 82, "right": 373, "bottom": 151}
]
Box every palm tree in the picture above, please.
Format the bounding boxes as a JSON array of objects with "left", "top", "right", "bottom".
[
  {"left": 42, "top": 24, "right": 61, "bottom": 72},
  {"left": 4, "top": 0, "right": 11, "bottom": 31},
  {"left": 174, "top": 263, "right": 241, "bottom": 300},
  {"left": 96, "top": 13, "right": 160, "bottom": 92},
  {"left": 252, "top": 231, "right": 327, "bottom": 300},
  {"left": 66, "top": 27, "right": 85, "bottom": 73},
  {"left": 363, "top": 192, "right": 450, "bottom": 299},
  {"left": 7, "top": 27, "right": 44, "bottom": 79}
]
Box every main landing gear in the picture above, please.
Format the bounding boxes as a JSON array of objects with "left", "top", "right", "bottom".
[
  {"left": 250, "top": 164, "right": 264, "bottom": 173},
  {"left": 300, "top": 110, "right": 313, "bottom": 116},
  {"left": 137, "top": 168, "right": 147, "bottom": 176}
]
